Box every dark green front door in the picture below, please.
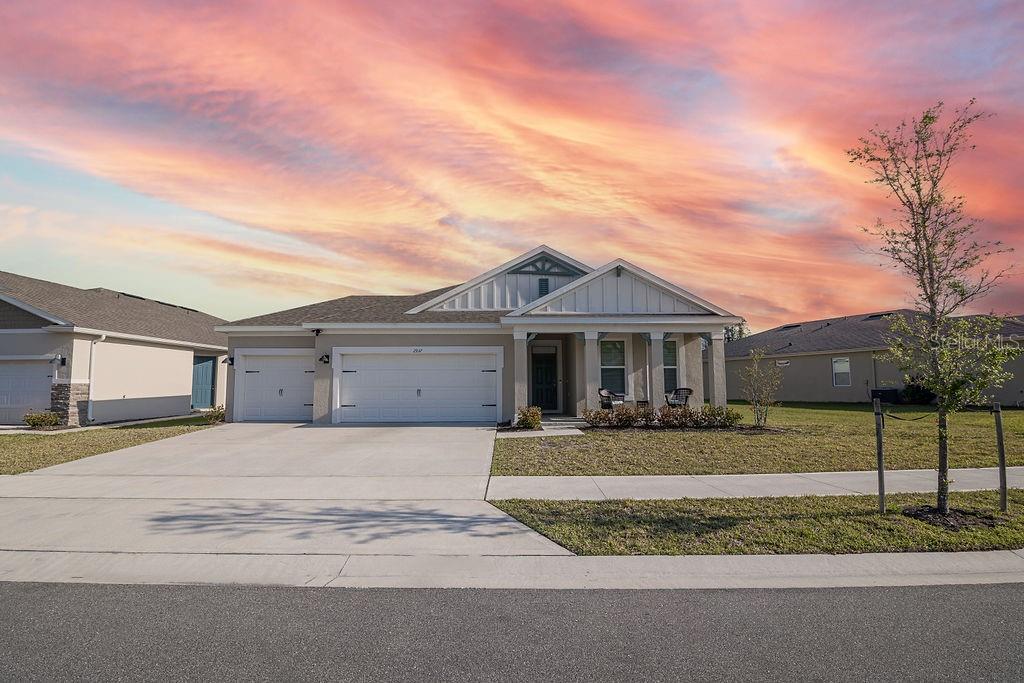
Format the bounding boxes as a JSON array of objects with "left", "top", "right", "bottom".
[
  {"left": 191, "top": 356, "right": 216, "bottom": 409},
  {"left": 531, "top": 353, "right": 558, "bottom": 411}
]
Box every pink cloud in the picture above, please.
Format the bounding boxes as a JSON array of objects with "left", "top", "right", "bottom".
[{"left": 0, "top": 0, "right": 1020, "bottom": 327}]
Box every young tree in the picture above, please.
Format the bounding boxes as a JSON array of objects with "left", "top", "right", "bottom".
[
  {"left": 739, "top": 348, "right": 783, "bottom": 428},
  {"left": 848, "top": 100, "right": 1019, "bottom": 514}
]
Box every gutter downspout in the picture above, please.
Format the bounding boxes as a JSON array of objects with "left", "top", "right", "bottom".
[{"left": 86, "top": 334, "right": 106, "bottom": 423}]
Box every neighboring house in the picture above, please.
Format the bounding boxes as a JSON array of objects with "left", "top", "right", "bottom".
[
  {"left": 725, "top": 310, "right": 1024, "bottom": 406},
  {"left": 0, "top": 271, "right": 228, "bottom": 425},
  {"left": 216, "top": 245, "right": 740, "bottom": 424}
]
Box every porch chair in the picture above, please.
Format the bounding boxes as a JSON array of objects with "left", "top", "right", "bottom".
[
  {"left": 598, "top": 388, "right": 625, "bottom": 410},
  {"left": 665, "top": 387, "right": 693, "bottom": 407}
]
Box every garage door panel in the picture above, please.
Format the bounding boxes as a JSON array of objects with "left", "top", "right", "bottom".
[
  {"left": 240, "top": 355, "right": 315, "bottom": 421},
  {"left": 0, "top": 361, "right": 53, "bottom": 424},
  {"left": 337, "top": 351, "right": 499, "bottom": 423}
]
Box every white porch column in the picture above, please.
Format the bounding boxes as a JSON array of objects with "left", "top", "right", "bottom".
[
  {"left": 584, "top": 330, "right": 600, "bottom": 410},
  {"left": 683, "top": 333, "right": 705, "bottom": 406},
  {"left": 708, "top": 331, "right": 727, "bottom": 407},
  {"left": 513, "top": 330, "right": 529, "bottom": 412},
  {"left": 649, "top": 331, "right": 666, "bottom": 408}
]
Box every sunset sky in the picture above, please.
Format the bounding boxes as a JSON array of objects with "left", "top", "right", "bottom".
[{"left": 0, "top": 1, "right": 1020, "bottom": 330}]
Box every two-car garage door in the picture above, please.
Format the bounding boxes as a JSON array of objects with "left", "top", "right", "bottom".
[
  {"left": 336, "top": 351, "right": 499, "bottom": 423},
  {"left": 236, "top": 348, "right": 501, "bottom": 423},
  {"left": 0, "top": 360, "right": 53, "bottom": 424}
]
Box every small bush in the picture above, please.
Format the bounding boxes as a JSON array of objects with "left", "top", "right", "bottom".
[
  {"left": 607, "top": 405, "right": 639, "bottom": 428},
  {"left": 516, "top": 405, "right": 543, "bottom": 430},
  {"left": 204, "top": 405, "right": 226, "bottom": 424},
  {"left": 635, "top": 406, "right": 657, "bottom": 428},
  {"left": 23, "top": 411, "right": 62, "bottom": 429},
  {"left": 694, "top": 404, "right": 743, "bottom": 428},
  {"left": 582, "top": 408, "right": 612, "bottom": 427},
  {"left": 900, "top": 382, "right": 936, "bottom": 405},
  {"left": 657, "top": 405, "right": 693, "bottom": 428}
]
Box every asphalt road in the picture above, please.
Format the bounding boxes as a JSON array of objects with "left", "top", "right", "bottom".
[{"left": 1, "top": 582, "right": 1021, "bottom": 681}]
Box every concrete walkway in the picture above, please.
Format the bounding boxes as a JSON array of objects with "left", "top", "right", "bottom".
[
  {"left": 486, "top": 466, "right": 1024, "bottom": 500},
  {"left": 3, "top": 549, "right": 1023, "bottom": 589}
]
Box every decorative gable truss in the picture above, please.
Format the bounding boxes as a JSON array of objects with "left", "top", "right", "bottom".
[
  {"left": 405, "top": 245, "right": 592, "bottom": 313},
  {"left": 507, "top": 260, "right": 734, "bottom": 317}
]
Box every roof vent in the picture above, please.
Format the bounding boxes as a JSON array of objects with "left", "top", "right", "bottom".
[
  {"left": 864, "top": 313, "right": 887, "bottom": 321},
  {"left": 780, "top": 323, "right": 801, "bottom": 330},
  {"left": 118, "top": 292, "right": 146, "bottom": 301}
]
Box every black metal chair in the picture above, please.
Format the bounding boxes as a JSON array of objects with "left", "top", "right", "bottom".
[
  {"left": 598, "top": 388, "right": 625, "bottom": 410},
  {"left": 665, "top": 387, "right": 693, "bottom": 407}
]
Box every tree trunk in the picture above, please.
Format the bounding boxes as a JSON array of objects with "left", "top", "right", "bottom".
[{"left": 937, "top": 409, "right": 949, "bottom": 514}]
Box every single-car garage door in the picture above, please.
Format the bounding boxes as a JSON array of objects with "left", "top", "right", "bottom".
[
  {"left": 336, "top": 350, "right": 499, "bottom": 423},
  {"left": 0, "top": 360, "right": 53, "bottom": 424},
  {"left": 239, "top": 354, "right": 315, "bottom": 421}
]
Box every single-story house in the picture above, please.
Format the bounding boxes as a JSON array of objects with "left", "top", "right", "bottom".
[
  {"left": 725, "top": 310, "right": 1024, "bottom": 406},
  {"left": 216, "top": 245, "right": 741, "bottom": 424},
  {"left": 0, "top": 270, "right": 228, "bottom": 425}
]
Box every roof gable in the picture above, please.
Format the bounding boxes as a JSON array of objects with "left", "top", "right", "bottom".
[
  {"left": 507, "top": 259, "right": 734, "bottom": 317},
  {"left": 405, "top": 245, "right": 592, "bottom": 314}
]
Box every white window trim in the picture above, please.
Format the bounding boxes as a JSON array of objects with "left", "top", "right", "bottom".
[
  {"left": 330, "top": 346, "right": 504, "bottom": 424},
  {"left": 832, "top": 356, "right": 852, "bottom": 387},
  {"left": 231, "top": 348, "right": 316, "bottom": 423},
  {"left": 599, "top": 335, "right": 634, "bottom": 399},
  {"left": 664, "top": 339, "right": 679, "bottom": 392}
]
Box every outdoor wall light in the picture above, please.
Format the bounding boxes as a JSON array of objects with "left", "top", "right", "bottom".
[
  {"left": 318, "top": 354, "right": 331, "bottom": 365},
  {"left": 224, "top": 356, "right": 234, "bottom": 366},
  {"left": 49, "top": 355, "right": 66, "bottom": 366}
]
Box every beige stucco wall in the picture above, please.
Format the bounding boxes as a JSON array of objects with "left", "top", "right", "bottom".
[
  {"left": 90, "top": 337, "right": 195, "bottom": 423},
  {"left": 0, "top": 331, "right": 77, "bottom": 382},
  {"left": 726, "top": 350, "right": 1023, "bottom": 406}
]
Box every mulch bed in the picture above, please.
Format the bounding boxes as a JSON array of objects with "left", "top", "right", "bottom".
[{"left": 902, "top": 505, "right": 1004, "bottom": 531}]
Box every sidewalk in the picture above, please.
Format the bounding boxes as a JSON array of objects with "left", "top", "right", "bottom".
[
  {"left": 486, "top": 466, "right": 1024, "bottom": 500},
  {"left": 2, "top": 549, "right": 1023, "bottom": 589}
]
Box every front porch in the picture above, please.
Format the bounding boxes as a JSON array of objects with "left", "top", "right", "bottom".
[{"left": 511, "top": 328, "right": 728, "bottom": 418}]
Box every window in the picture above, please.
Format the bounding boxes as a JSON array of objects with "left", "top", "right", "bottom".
[
  {"left": 538, "top": 278, "right": 550, "bottom": 297},
  {"left": 600, "top": 340, "right": 627, "bottom": 395},
  {"left": 663, "top": 340, "right": 678, "bottom": 393},
  {"left": 832, "top": 357, "right": 851, "bottom": 387}
]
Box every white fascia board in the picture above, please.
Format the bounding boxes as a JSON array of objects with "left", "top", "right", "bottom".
[
  {"left": 0, "top": 293, "right": 72, "bottom": 325},
  {"left": 506, "top": 259, "right": 736, "bottom": 318},
  {"left": 299, "top": 323, "right": 501, "bottom": 331},
  {"left": 45, "top": 326, "right": 227, "bottom": 352},
  {"left": 215, "top": 325, "right": 308, "bottom": 333},
  {"left": 500, "top": 315, "right": 743, "bottom": 326},
  {"left": 0, "top": 354, "right": 58, "bottom": 361},
  {"left": 403, "top": 244, "right": 593, "bottom": 315}
]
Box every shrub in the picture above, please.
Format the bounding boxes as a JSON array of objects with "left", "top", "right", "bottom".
[
  {"left": 607, "top": 405, "right": 639, "bottom": 428},
  {"left": 516, "top": 405, "right": 543, "bottom": 430},
  {"left": 695, "top": 404, "right": 743, "bottom": 428},
  {"left": 23, "top": 411, "right": 62, "bottom": 429},
  {"left": 657, "top": 405, "right": 693, "bottom": 428},
  {"left": 204, "top": 405, "right": 226, "bottom": 424},
  {"left": 900, "top": 381, "right": 936, "bottom": 405},
  {"left": 582, "top": 408, "right": 612, "bottom": 427},
  {"left": 635, "top": 405, "right": 657, "bottom": 428}
]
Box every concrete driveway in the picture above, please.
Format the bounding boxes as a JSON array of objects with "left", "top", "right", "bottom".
[{"left": 0, "top": 424, "right": 570, "bottom": 560}]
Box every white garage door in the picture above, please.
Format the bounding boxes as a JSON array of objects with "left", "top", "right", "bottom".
[
  {"left": 337, "top": 351, "right": 498, "bottom": 423},
  {"left": 240, "top": 354, "right": 315, "bottom": 421},
  {"left": 0, "top": 360, "right": 53, "bottom": 424}
]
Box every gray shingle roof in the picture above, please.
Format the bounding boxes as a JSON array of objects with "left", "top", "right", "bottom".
[
  {"left": 727, "top": 310, "right": 1024, "bottom": 359},
  {"left": 0, "top": 270, "right": 227, "bottom": 348},
  {"left": 226, "top": 286, "right": 508, "bottom": 326}
]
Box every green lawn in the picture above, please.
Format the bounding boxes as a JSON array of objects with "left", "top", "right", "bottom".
[
  {"left": 0, "top": 417, "right": 212, "bottom": 475},
  {"left": 492, "top": 490, "right": 1024, "bottom": 555},
  {"left": 491, "top": 402, "right": 1023, "bottom": 476}
]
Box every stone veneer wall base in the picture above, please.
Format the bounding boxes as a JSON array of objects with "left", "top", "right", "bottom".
[{"left": 50, "top": 383, "right": 91, "bottom": 427}]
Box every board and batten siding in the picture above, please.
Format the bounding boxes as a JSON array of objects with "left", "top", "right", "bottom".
[
  {"left": 532, "top": 269, "right": 708, "bottom": 315},
  {"left": 436, "top": 273, "right": 579, "bottom": 310}
]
